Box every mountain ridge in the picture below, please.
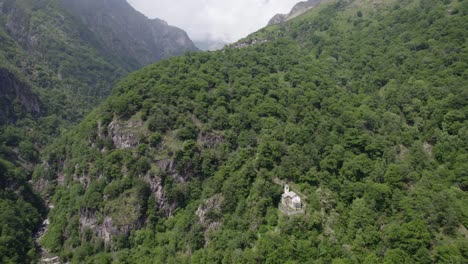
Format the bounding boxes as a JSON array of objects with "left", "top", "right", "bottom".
[
  {"left": 268, "top": 0, "right": 322, "bottom": 26},
  {"left": 60, "top": 0, "right": 199, "bottom": 67}
]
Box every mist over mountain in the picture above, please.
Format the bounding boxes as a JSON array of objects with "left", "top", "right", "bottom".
[
  {"left": 194, "top": 38, "right": 227, "bottom": 51},
  {"left": 127, "top": 0, "right": 301, "bottom": 43}
]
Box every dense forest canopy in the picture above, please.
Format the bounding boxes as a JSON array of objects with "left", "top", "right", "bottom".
[
  {"left": 38, "top": 0, "right": 468, "bottom": 263},
  {"left": 0, "top": 0, "right": 194, "bottom": 262},
  {"left": 3, "top": 0, "right": 468, "bottom": 263}
]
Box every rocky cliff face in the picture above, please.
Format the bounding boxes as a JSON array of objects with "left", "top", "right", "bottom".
[
  {"left": 0, "top": 68, "right": 41, "bottom": 125},
  {"left": 1, "top": 1, "right": 33, "bottom": 51},
  {"left": 60, "top": 0, "right": 199, "bottom": 67},
  {"left": 268, "top": 0, "right": 322, "bottom": 26}
]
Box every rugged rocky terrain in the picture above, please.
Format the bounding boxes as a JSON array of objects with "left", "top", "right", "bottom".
[
  {"left": 0, "top": 68, "right": 41, "bottom": 125},
  {"left": 268, "top": 0, "right": 322, "bottom": 25},
  {"left": 35, "top": 0, "right": 468, "bottom": 263}
]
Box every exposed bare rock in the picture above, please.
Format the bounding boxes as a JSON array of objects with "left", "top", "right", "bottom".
[
  {"left": 196, "top": 194, "right": 224, "bottom": 237},
  {"left": 231, "top": 38, "right": 269, "bottom": 49},
  {"left": 143, "top": 159, "right": 186, "bottom": 216},
  {"left": 79, "top": 208, "right": 99, "bottom": 231},
  {"left": 268, "top": 0, "right": 322, "bottom": 26},
  {"left": 142, "top": 174, "right": 173, "bottom": 215},
  {"left": 268, "top": 14, "right": 288, "bottom": 26},
  {"left": 79, "top": 209, "right": 113, "bottom": 243},
  {"left": 108, "top": 119, "right": 143, "bottom": 149},
  {"left": 56, "top": 172, "right": 65, "bottom": 186},
  {"left": 100, "top": 217, "right": 114, "bottom": 243},
  {"left": 0, "top": 68, "right": 42, "bottom": 125},
  {"left": 157, "top": 158, "right": 176, "bottom": 172},
  {"left": 33, "top": 178, "right": 48, "bottom": 195},
  {"left": 79, "top": 197, "right": 146, "bottom": 244}
]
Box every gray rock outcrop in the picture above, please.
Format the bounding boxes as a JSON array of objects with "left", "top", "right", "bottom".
[
  {"left": 0, "top": 68, "right": 41, "bottom": 125},
  {"left": 268, "top": 0, "right": 322, "bottom": 26}
]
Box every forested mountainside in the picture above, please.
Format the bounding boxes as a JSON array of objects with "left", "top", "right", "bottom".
[
  {"left": 0, "top": 0, "right": 197, "bottom": 126},
  {"left": 0, "top": 0, "right": 197, "bottom": 262},
  {"left": 0, "top": 1, "right": 124, "bottom": 261},
  {"left": 35, "top": 0, "right": 468, "bottom": 263},
  {"left": 0, "top": 0, "right": 125, "bottom": 125}
]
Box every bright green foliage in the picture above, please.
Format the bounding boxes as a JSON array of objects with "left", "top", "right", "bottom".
[{"left": 35, "top": 0, "right": 467, "bottom": 263}]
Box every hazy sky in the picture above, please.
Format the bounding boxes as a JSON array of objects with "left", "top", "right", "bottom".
[{"left": 127, "top": 0, "right": 299, "bottom": 43}]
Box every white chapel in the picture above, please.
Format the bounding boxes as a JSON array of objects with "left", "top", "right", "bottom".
[{"left": 281, "top": 184, "right": 302, "bottom": 210}]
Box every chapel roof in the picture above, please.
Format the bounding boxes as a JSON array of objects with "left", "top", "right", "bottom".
[{"left": 282, "top": 191, "right": 299, "bottom": 198}]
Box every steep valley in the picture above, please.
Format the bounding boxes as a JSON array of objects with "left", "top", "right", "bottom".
[
  {"left": 0, "top": 0, "right": 467, "bottom": 263},
  {"left": 0, "top": 0, "right": 197, "bottom": 262},
  {"left": 32, "top": 0, "right": 468, "bottom": 263}
]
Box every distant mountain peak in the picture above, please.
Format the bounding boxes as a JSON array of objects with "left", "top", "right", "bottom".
[
  {"left": 268, "top": 0, "right": 322, "bottom": 26},
  {"left": 60, "top": 0, "right": 198, "bottom": 67}
]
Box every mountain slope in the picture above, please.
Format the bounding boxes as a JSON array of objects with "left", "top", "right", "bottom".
[
  {"left": 0, "top": 1, "right": 126, "bottom": 259},
  {"left": 0, "top": 0, "right": 127, "bottom": 124},
  {"left": 61, "top": 0, "right": 199, "bottom": 67},
  {"left": 0, "top": 67, "right": 41, "bottom": 124},
  {"left": 0, "top": 0, "right": 198, "bottom": 262},
  {"left": 268, "top": 0, "right": 322, "bottom": 26},
  {"left": 38, "top": 0, "right": 467, "bottom": 263},
  {"left": 0, "top": 0, "right": 198, "bottom": 125}
]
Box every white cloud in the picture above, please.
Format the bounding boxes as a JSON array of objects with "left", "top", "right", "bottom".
[{"left": 127, "top": 0, "right": 299, "bottom": 43}]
